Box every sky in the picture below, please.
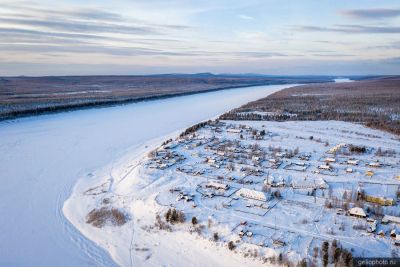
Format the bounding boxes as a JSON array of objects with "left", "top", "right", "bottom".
[{"left": 0, "top": 0, "right": 399, "bottom": 76}]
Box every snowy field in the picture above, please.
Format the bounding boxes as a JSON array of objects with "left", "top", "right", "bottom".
[
  {"left": 0, "top": 84, "right": 289, "bottom": 267},
  {"left": 66, "top": 118, "right": 400, "bottom": 266}
]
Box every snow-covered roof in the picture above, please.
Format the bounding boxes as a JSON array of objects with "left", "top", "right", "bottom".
[
  {"left": 318, "top": 165, "right": 331, "bottom": 170},
  {"left": 236, "top": 188, "right": 266, "bottom": 201},
  {"left": 227, "top": 128, "right": 242, "bottom": 133},
  {"left": 383, "top": 215, "right": 400, "bottom": 224},
  {"left": 347, "top": 159, "right": 359, "bottom": 165},
  {"left": 206, "top": 181, "right": 229, "bottom": 190},
  {"left": 349, "top": 207, "right": 366, "bottom": 217}
]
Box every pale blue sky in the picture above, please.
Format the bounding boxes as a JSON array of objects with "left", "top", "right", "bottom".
[{"left": 0, "top": 0, "right": 399, "bottom": 75}]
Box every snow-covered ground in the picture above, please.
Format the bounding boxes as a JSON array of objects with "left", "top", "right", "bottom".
[
  {"left": 0, "top": 84, "right": 289, "bottom": 267},
  {"left": 66, "top": 119, "right": 400, "bottom": 266}
]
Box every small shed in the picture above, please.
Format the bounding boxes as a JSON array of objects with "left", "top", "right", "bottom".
[
  {"left": 346, "top": 168, "right": 353, "bottom": 173},
  {"left": 365, "top": 170, "right": 374, "bottom": 177}
]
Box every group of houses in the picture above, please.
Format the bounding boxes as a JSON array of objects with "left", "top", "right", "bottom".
[
  {"left": 346, "top": 206, "right": 400, "bottom": 244},
  {"left": 148, "top": 149, "right": 185, "bottom": 170},
  {"left": 264, "top": 175, "right": 328, "bottom": 190}
]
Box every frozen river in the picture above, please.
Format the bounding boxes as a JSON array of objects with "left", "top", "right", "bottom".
[{"left": 0, "top": 84, "right": 292, "bottom": 267}]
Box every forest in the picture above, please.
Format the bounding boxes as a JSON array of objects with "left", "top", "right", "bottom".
[{"left": 220, "top": 76, "right": 400, "bottom": 135}]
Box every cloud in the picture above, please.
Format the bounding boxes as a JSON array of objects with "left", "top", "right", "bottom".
[
  {"left": 0, "top": 43, "right": 194, "bottom": 57},
  {"left": 365, "top": 42, "right": 400, "bottom": 50},
  {"left": 0, "top": 27, "right": 116, "bottom": 42},
  {"left": 0, "top": 1, "right": 193, "bottom": 59},
  {"left": 238, "top": 14, "right": 254, "bottom": 20},
  {"left": 0, "top": 2, "right": 190, "bottom": 37},
  {"left": 233, "top": 51, "right": 287, "bottom": 58},
  {"left": 1, "top": 3, "right": 126, "bottom": 22},
  {"left": 0, "top": 17, "right": 160, "bottom": 35},
  {"left": 340, "top": 8, "right": 400, "bottom": 20},
  {"left": 313, "top": 40, "right": 351, "bottom": 45},
  {"left": 312, "top": 53, "right": 354, "bottom": 57},
  {"left": 296, "top": 24, "right": 400, "bottom": 34}
]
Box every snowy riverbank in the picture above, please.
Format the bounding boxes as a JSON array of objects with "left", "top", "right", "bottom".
[
  {"left": 63, "top": 119, "right": 400, "bottom": 266},
  {"left": 63, "top": 131, "right": 272, "bottom": 267}
]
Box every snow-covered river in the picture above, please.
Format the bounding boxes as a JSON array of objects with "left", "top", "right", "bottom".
[{"left": 0, "top": 84, "right": 292, "bottom": 267}]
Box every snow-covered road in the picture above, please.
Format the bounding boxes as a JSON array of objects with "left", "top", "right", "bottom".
[{"left": 0, "top": 84, "right": 290, "bottom": 267}]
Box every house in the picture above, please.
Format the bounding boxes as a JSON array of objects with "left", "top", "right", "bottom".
[
  {"left": 382, "top": 215, "right": 400, "bottom": 224},
  {"left": 163, "top": 142, "right": 178, "bottom": 149},
  {"left": 347, "top": 159, "right": 359, "bottom": 165},
  {"left": 269, "top": 158, "right": 279, "bottom": 164},
  {"left": 318, "top": 165, "right": 331, "bottom": 170},
  {"left": 316, "top": 178, "right": 329, "bottom": 189},
  {"left": 216, "top": 151, "right": 225, "bottom": 156},
  {"left": 298, "top": 153, "right": 311, "bottom": 161},
  {"left": 183, "top": 195, "right": 193, "bottom": 202},
  {"left": 291, "top": 177, "right": 328, "bottom": 189},
  {"left": 227, "top": 128, "right": 242, "bottom": 134},
  {"left": 177, "top": 192, "right": 192, "bottom": 202},
  {"left": 239, "top": 230, "right": 245, "bottom": 238},
  {"left": 396, "top": 235, "right": 400, "bottom": 246},
  {"left": 365, "top": 195, "right": 394, "bottom": 206},
  {"left": 272, "top": 239, "right": 286, "bottom": 247},
  {"left": 207, "top": 158, "right": 216, "bottom": 164},
  {"left": 291, "top": 180, "right": 315, "bottom": 189},
  {"left": 275, "top": 152, "right": 286, "bottom": 158},
  {"left": 391, "top": 229, "right": 397, "bottom": 238},
  {"left": 170, "top": 186, "right": 183, "bottom": 193},
  {"left": 206, "top": 181, "right": 229, "bottom": 191},
  {"left": 368, "top": 162, "right": 381, "bottom": 168},
  {"left": 365, "top": 170, "right": 374, "bottom": 177},
  {"left": 176, "top": 193, "right": 184, "bottom": 201},
  {"left": 236, "top": 188, "right": 267, "bottom": 202},
  {"left": 349, "top": 207, "right": 366, "bottom": 218},
  {"left": 324, "top": 157, "right": 336, "bottom": 163},
  {"left": 264, "top": 174, "right": 287, "bottom": 187}
]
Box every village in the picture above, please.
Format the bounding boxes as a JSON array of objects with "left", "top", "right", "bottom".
[{"left": 145, "top": 119, "right": 400, "bottom": 264}]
